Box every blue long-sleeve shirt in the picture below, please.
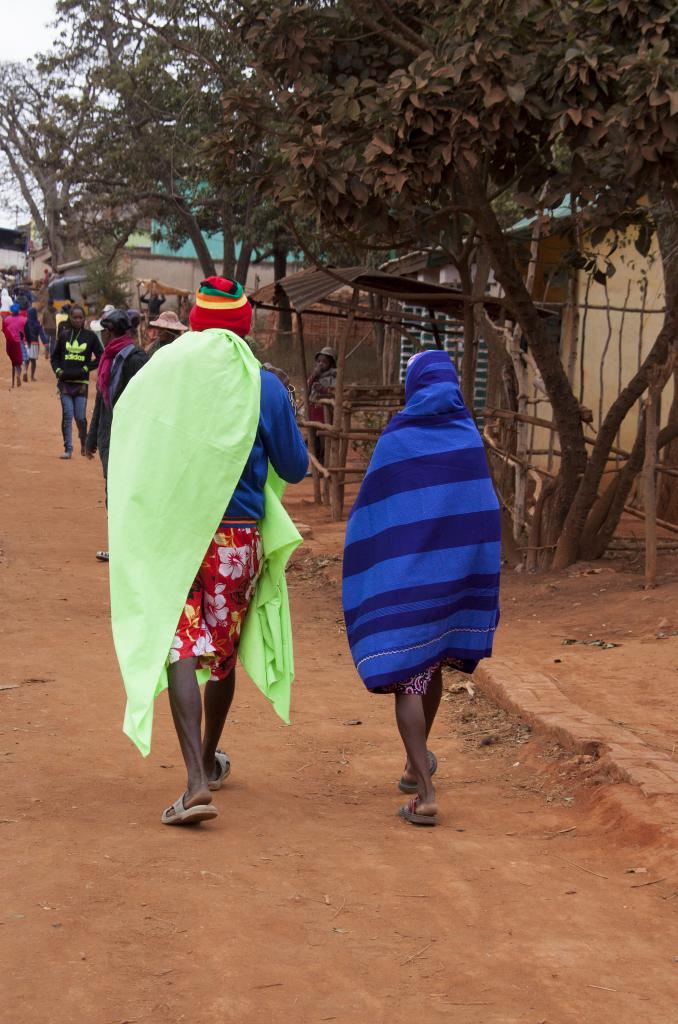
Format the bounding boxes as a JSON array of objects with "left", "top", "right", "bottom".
[{"left": 225, "top": 369, "right": 308, "bottom": 520}]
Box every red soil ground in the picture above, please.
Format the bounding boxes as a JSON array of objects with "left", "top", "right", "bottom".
[{"left": 2, "top": 369, "right": 678, "bottom": 1023}]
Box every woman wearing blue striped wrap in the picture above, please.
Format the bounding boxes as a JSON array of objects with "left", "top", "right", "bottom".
[{"left": 342, "top": 349, "right": 501, "bottom": 826}]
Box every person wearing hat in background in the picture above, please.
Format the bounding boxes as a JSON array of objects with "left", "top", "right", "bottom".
[
  {"left": 51, "top": 304, "right": 103, "bottom": 460},
  {"left": 107, "top": 276, "right": 309, "bottom": 826},
  {"left": 307, "top": 345, "right": 337, "bottom": 464},
  {"left": 85, "top": 309, "right": 149, "bottom": 561},
  {"left": 146, "top": 309, "right": 187, "bottom": 357},
  {"left": 89, "top": 304, "right": 115, "bottom": 343}
]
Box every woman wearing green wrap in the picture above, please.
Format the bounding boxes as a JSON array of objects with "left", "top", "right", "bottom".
[{"left": 107, "top": 277, "right": 308, "bottom": 826}]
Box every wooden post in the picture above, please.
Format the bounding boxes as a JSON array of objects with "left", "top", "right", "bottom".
[
  {"left": 296, "top": 312, "right": 320, "bottom": 503},
  {"left": 643, "top": 387, "right": 659, "bottom": 589},
  {"left": 565, "top": 196, "right": 580, "bottom": 386},
  {"left": 510, "top": 333, "right": 529, "bottom": 541},
  {"left": 329, "top": 289, "right": 358, "bottom": 520},
  {"left": 643, "top": 355, "right": 675, "bottom": 587},
  {"left": 338, "top": 404, "right": 352, "bottom": 510}
]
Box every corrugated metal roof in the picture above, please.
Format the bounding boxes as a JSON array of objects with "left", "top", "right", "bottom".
[{"left": 251, "top": 265, "right": 556, "bottom": 319}]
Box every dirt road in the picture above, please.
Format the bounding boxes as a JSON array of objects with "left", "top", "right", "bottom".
[{"left": 2, "top": 372, "right": 678, "bottom": 1024}]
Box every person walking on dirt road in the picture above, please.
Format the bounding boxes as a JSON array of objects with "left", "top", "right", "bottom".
[
  {"left": 107, "top": 277, "right": 308, "bottom": 827},
  {"left": 3, "top": 308, "right": 23, "bottom": 388},
  {"left": 24, "top": 308, "right": 47, "bottom": 382},
  {"left": 51, "top": 305, "right": 103, "bottom": 460},
  {"left": 4, "top": 303, "right": 28, "bottom": 384},
  {"left": 342, "top": 349, "right": 501, "bottom": 827},
  {"left": 41, "top": 300, "right": 58, "bottom": 359},
  {"left": 85, "top": 308, "right": 148, "bottom": 561}
]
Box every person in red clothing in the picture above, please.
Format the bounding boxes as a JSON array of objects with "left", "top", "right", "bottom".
[{"left": 4, "top": 304, "right": 27, "bottom": 388}]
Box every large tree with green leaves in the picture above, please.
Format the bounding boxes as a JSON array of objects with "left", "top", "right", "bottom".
[{"left": 231, "top": 0, "right": 678, "bottom": 566}]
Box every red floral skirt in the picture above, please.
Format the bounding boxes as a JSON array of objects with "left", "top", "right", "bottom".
[{"left": 169, "top": 521, "right": 263, "bottom": 681}]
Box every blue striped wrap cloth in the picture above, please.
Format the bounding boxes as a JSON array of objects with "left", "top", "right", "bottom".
[{"left": 342, "top": 350, "right": 501, "bottom": 690}]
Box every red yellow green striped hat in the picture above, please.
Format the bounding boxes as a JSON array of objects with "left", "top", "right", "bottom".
[{"left": 189, "top": 276, "right": 253, "bottom": 337}]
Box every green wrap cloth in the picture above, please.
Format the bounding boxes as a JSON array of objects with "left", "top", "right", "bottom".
[{"left": 107, "top": 328, "right": 302, "bottom": 756}]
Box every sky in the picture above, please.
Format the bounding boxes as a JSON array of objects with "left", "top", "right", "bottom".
[
  {"left": 0, "top": 0, "right": 57, "bottom": 226},
  {"left": 0, "top": 0, "right": 56, "bottom": 62}
]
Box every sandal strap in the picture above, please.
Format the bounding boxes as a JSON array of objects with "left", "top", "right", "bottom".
[{"left": 165, "top": 795, "right": 186, "bottom": 818}]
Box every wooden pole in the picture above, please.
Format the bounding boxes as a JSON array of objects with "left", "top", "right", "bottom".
[
  {"left": 642, "top": 355, "right": 676, "bottom": 586},
  {"left": 643, "top": 392, "right": 659, "bottom": 588},
  {"left": 565, "top": 196, "right": 580, "bottom": 387},
  {"left": 296, "top": 312, "right": 321, "bottom": 504},
  {"left": 307, "top": 449, "right": 330, "bottom": 479},
  {"left": 329, "top": 289, "right": 358, "bottom": 520}
]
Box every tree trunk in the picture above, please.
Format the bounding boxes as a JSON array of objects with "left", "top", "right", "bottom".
[
  {"left": 236, "top": 241, "right": 253, "bottom": 285},
  {"left": 222, "top": 202, "right": 236, "bottom": 278},
  {"left": 459, "top": 261, "right": 476, "bottom": 409},
  {"left": 460, "top": 250, "right": 490, "bottom": 410},
  {"left": 175, "top": 203, "right": 216, "bottom": 277},
  {"left": 553, "top": 184, "right": 678, "bottom": 569},
  {"left": 580, "top": 412, "right": 678, "bottom": 560},
  {"left": 458, "top": 164, "right": 588, "bottom": 516}
]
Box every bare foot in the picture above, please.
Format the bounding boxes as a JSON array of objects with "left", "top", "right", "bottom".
[
  {"left": 183, "top": 785, "right": 212, "bottom": 809},
  {"left": 400, "top": 750, "right": 437, "bottom": 791},
  {"left": 398, "top": 795, "right": 438, "bottom": 825}
]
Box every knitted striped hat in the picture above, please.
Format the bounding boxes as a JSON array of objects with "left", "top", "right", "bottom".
[{"left": 189, "top": 277, "right": 253, "bottom": 337}]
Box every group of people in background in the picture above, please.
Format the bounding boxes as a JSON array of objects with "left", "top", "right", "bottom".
[
  {"left": 2, "top": 286, "right": 188, "bottom": 478},
  {"left": 1, "top": 286, "right": 53, "bottom": 388}
]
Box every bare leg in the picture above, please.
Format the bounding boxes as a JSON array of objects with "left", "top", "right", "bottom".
[
  {"left": 202, "top": 667, "right": 236, "bottom": 781},
  {"left": 30, "top": 358, "right": 36, "bottom": 380},
  {"left": 395, "top": 693, "right": 436, "bottom": 810},
  {"left": 402, "top": 667, "right": 443, "bottom": 783},
  {"left": 167, "top": 657, "right": 211, "bottom": 808}
]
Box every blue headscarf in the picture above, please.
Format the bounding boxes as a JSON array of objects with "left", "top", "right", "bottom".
[
  {"left": 9, "top": 302, "right": 20, "bottom": 315},
  {"left": 342, "top": 350, "right": 501, "bottom": 690}
]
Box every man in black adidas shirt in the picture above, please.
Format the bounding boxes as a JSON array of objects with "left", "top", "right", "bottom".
[{"left": 51, "top": 305, "right": 103, "bottom": 460}]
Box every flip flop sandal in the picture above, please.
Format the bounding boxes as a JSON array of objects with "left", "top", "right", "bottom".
[
  {"left": 397, "top": 797, "right": 438, "bottom": 827},
  {"left": 208, "top": 750, "right": 231, "bottom": 791},
  {"left": 161, "top": 794, "right": 218, "bottom": 826},
  {"left": 398, "top": 750, "right": 438, "bottom": 793}
]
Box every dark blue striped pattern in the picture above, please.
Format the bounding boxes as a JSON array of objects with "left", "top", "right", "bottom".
[
  {"left": 355, "top": 446, "right": 491, "bottom": 507},
  {"left": 342, "top": 350, "right": 501, "bottom": 691},
  {"left": 343, "top": 572, "right": 500, "bottom": 630},
  {"left": 344, "top": 509, "right": 501, "bottom": 578}
]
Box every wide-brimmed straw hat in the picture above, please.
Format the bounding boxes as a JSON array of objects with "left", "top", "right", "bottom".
[{"left": 149, "top": 310, "right": 188, "bottom": 332}]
